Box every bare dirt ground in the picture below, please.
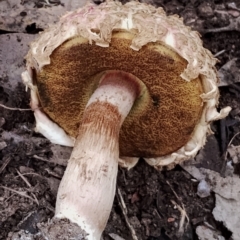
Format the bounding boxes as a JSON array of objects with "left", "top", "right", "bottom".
[{"left": 1, "top": 0, "right": 240, "bottom": 239}]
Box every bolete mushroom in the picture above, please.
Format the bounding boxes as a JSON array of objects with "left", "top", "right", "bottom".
[{"left": 22, "top": 1, "right": 231, "bottom": 239}]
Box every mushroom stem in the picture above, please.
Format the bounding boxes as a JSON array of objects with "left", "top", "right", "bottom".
[{"left": 55, "top": 71, "right": 140, "bottom": 239}]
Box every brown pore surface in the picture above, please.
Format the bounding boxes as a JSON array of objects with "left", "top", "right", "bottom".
[{"left": 36, "top": 31, "right": 204, "bottom": 157}]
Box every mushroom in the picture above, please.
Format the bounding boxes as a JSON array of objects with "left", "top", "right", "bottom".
[{"left": 22, "top": 1, "right": 231, "bottom": 239}]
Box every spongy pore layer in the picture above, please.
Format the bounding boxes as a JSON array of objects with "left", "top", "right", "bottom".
[{"left": 36, "top": 32, "right": 203, "bottom": 157}]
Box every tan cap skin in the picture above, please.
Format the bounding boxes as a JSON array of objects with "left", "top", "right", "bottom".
[{"left": 22, "top": 1, "right": 231, "bottom": 239}]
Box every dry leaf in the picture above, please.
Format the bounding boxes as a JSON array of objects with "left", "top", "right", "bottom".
[
  {"left": 196, "top": 225, "right": 225, "bottom": 240},
  {"left": 182, "top": 165, "right": 240, "bottom": 240},
  {"left": 218, "top": 58, "right": 240, "bottom": 87}
]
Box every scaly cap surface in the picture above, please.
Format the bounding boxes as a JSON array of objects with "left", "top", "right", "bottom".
[{"left": 22, "top": 0, "right": 231, "bottom": 170}]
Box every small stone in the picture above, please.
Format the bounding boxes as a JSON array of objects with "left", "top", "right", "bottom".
[
  {"left": 46, "top": 177, "right": 60, "bottom": 196},
  {"left": 0, "top": 117, "right": 5, "bottom": 127},
  {"left": 0, "top": 141, "right": 7, "bottom": 150},
  {"left": 198, "top": 2, "right": 214, "bottom": 18},
  {"left": 53, "top": 166, "right": 64, "bottom": 176},
  {"left": 19, "top": 166, "right": 34, "bottom": 174},
  {"left": 197, "top": 179, "right": 211, "bottom": 198},
  {"left": 167, "top": 217, "right": 175, "bottom": 223},
  {"left": 225, "top": 161, "right": 234, "bottom": 177}
]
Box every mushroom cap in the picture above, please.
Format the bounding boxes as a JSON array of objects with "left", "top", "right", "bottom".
[
  {"left": 23, "top": 0, "right": 231, "bottom": 169},
  {"left": 36, "top": 32, "right": 203, "bottom": 157}
]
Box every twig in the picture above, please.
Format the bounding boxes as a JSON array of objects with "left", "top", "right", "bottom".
[
  {"left": 224, "top": 131, "right": 240, "bottom": 161},
  {"left": 201, "top": 17, "right": 240, "bottom": 33},
  {"left": 0, "top": 156, "right": 11, "bottom": 174},
  {"left": 117, "top": 188, "right": 138, "bottom": 240},
  {"left": 16, "top": 169, "right": 39, "bottom": 205},
  {"left": 170, "top": 200, "right": 188, "bottom": 234},
  {"left": 33, "top": 155, "right": 51, "bottom": 162},
  {"left": 166, "top": 181, "right": 189, "bottom": 234},
  {"left": 16, "top": 169, "right": 32, "bottom": 188},
  {"left": 14, "top": 172, "right": 43, "bottom": 179},
  {"left": 4, "top": 193, "right": 17, "bottom": 202},
  {"left": 45, "top": 168, "right": 62, "bottom": 179},
  {"left": 0, "top": 103, "right": 32, "bottom": 111},
  {"left": 166, "top": 181, "right": 182, "bottom": 203},
  {"left": 153, "top": 208, "right": 162, "bottom": 220},
  {"left": 220, "top": 131, "right": 240, "bottom": 176},
  {"left": 0, "top": 185, "right": 39, "bottom": 205},
  {"left": 214, "top": 49, "right": 226, "bottom": 58}
]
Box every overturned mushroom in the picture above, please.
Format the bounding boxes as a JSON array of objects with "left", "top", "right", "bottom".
[{"left": 22, "top": 1, "right": 231, "bottom": 239}]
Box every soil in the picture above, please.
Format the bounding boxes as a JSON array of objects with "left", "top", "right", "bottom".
[{"left": 0, "top": 0, "right": 240, "bottom": 240}]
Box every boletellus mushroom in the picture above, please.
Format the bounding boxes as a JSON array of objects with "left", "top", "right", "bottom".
[{"left": 22, "top": 1, "right": 231, "bottom": 239}]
